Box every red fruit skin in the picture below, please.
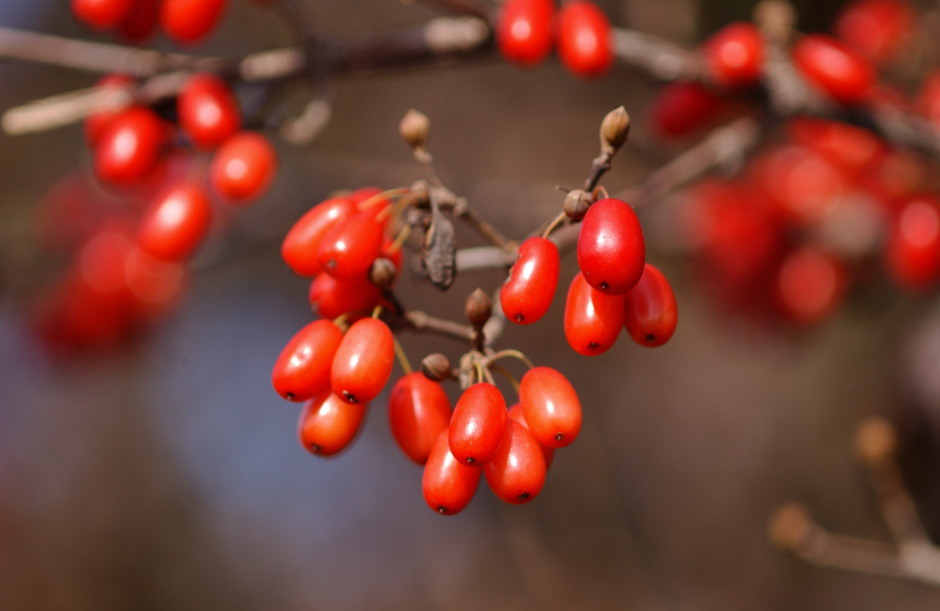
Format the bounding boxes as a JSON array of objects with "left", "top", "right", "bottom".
[
  {"left": 308, "top": 273, "right": 384, "bottom": 319},
  {"left": 556, "top": 0, "right": 614, "bottom": 78},
  {"left": 388, "top": 373, "right": 453, "bottom": 465},
  {"left": 885, "top": 195, "right": 940, "bottom": 291},
  {"left": 916, "top": 71, "right": 940, "bottom": 129},
  {"left": 178, "top": 73, "right": 241, "bottom": 150},
  {"left": 507, "top": 403, "right": 555, "bottom": 468},
  {"left": 774, "top": 246, "right": 848, "bottom": 325},
  {"left": 72, "top": 0, "right": 134, "bottom": 30},
  {"left": 317, "top": 213, "right": 386, "bottom": 279},
  {"left": 791, "top": 34, "right": 875, "bottom": 105},
  {"left": 519, "top": 367, "right": 582, "bottom": 448},
  {"left": 94, "top": 107, "right": 168, "bottom": 187},
  {"left": 118, "top": 0, "right": 160, "bottom": 42},
  {"left": 161, "top": 0, "right": 228, "bottom": 45},
  {"left": 282, "top": 197, "right": 357, "bottom": 277},
  {"left": 835, "top": 0, "right": 914, "bottom": 64},
  {"left": 422, "top": 430, "right": 482, "bottom": 515},
  {"left": 623, "top": 263, "right": 678, "bottom": 347},
  {"left": 137, "top": 184, "right": 213, "bottom": 262},
  {"left": 496, "top": 0, "right": 555, "bottom": 68},
  {"left": 500, "top": 236, "right": 560, "bottom": 325},
  {"left": 330, "top": 318, "right": 395, "bottom": 404},
  {"left": 448, "top": 383, "right": 508, "bottom": 465},
  {"left": 577, "top": 198, "right": 645, "bottom": 295},
  {"left": 271, "top": 319, "right": 344, "bottom": 402},
  {"left": 84, "top": 74, "right": 134, "bottom": 147},
  {"left": 649, "top": 81, "right": 723, "bottom": 139},
  {"left": 703, "top": 22, "right": 764, "bottom": 88},
  {"left": 298, "top": 390, "right": 367, "bottom": 457},
  {"left": 484, "top": 420, "right": 547, "bottom": 504},
  {"left": 564, "top": 272, "right": 625, "bottom": 356},
  {"left": 210, "top": 131, "right": 277, "bottom": 204}
]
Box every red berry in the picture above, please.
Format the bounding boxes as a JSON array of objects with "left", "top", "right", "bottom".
[
  {"left": 484, "top": 420, "right": 547, "bottom": 504},
  {"left": 448, "top": 382, "right": 508, "bottom": 465},
  {"left": 282, "top": 196, "right": 358, "bottom": 277},
  {"left": 317, "top": 213, "right": 386, "bottom": 279},
  {"left": 791, "top": 34, "right": 875, "bottom": 105},
  {"left": 298, "top": 390, "right": 367, "bottom": 456},
  {"left": 388, "top": 372, "right": 452, "bottom": 465},
  {"left": 271, "top": 319, "right": 344, "bottom": 402},
  {"left": 308, "top": 272, "right": 384, "bottom": 319},
  {"left": 556, "top": 0, "right": 613, "bottom": 78},
  {"left": 885, "top": 195, "right": 940, "bottom": 290},
  {"left": 136, "top": 183, "right": 213, "bottom": 262},
  {"left": 623, "top": 263, "right": 678, "bottom": 347},
  {"left": 703, "top": 22, "right": 764, "bottom": 87},
  {"left": 519, "top": 366, "right": 582, "bottom": 448},
  {"left": 118, "top": 0, "right": 160, "bottom": 42},
  {"left": 72, "top": 0, "right": 134, "bottom": 30},
  {"left": 178, "top": 73, "right": 241, "bottom": 150},
  {"left": 577, "top": 198, "right": 645, "bottom": 295},
  {"left": 915, "top": 71, "right": 940, "bottom": 129},
  {"left": 160, "top": 0, "right": 227, "bottom": 45},
  {"left": 563, "top": 271, "right": 625, "bottom": 355},
  {"left": 210, "top": 131, "right": 276, "bottom": 204},
  {"left": 94, "top": 106, "right": 167, "bottom": 186},
  {"left": 835, "top": 0, "right": 914, "bottom": 64},
  {"left": 507, "top": 403, "right": 555, "bottom": 468},
  {"left": 648, "top": 81, "right": 723, "bottom": 139},
  {"left": 500, "top": 236, "right": 560, "bottom": 324},
  {"left": 84, "top": 74, "right": 134, "bottom": 147},
  {"left": 422, "top": 430, "right": 482, "bottom": 515},
  {"left": 330, "top": 318, "right": 395, "bottom": 404},
  {"left": 749, "top": 144, "right": 846, "bottom": 225},
  {"left": 774, "top": 246, "right": 848, "bottom": 324},
  {"left": 496, "top": 0, "right": 555, "bottom": 68}
]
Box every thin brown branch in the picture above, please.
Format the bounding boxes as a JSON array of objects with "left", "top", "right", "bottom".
[
  {"left": 400, "top": 310, "right": 474, "bottom": 342},
  {"left": 611, "top": 27, "right": 704, "bottom": 82}
]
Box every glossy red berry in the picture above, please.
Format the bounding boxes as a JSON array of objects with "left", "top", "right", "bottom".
[
  {"left": 835, "top": 0, "right": 914, "bottom": 64},
  {"left": 308, "top": 272, "right": 384, "bottom": 319},
  {"left": 271, "top": 319, "right": 344, "bottom": 402},
  {"left": 484, "top": 420, "right": 547, "bottom": 504},
  {"left": 94, "top": 106, "right": 167, "bottom": 186},
  {"left": 178, "top": 73, "right": 241, "bottom": 150},
  {"left": 791, "top": 34, "right": 875, "bottom": 105},
  {"left": 136, "top": 183, "right": 213, "bottom": 262},
  {"left": 72, "top": 0, "right": 134, "bottom": 30},
  {"left": 507, "top": 403, "right": 555, "bottom": 468},
  {"left": 160, "top": 0, "right": 227, "bottom": 45},
  {"left": 519, "top": 366, "right": 581, "bottom": 448},
  {"left": 648, "top": 81, "right": 723, "bottom": 139},
  {"left": 774, "top": 246, "right": 848, "bottom": 324},
  {"left": 330, "top": 317, "right": 395, "bottom": 404},
  {"left": 210, "top": 131, "right": 276, "bottom": 204},
  {"left": 317, "top": 213, "right": 386, "bottom": 279},
  {"left": 448, "top": 382, "right": 508, "bottom": 465},
  {"left": 577, "top": 198, "right": 645, "bottom": 295},
  {"left": 885, "top": 195, "right": 940, "bottom": 291},
  {"left": 422, "top": 430, "right": 482, "bottom": 515},
  {"left": 298, "top": 390, "right": 367, "bottom": 456},
  {"left": 281, "top": 196, "right": 358, "bottom": 277},
  {"left": 84, "top": 74, "right": 134, "bottom": 147},
  {"left": 623, "top": 263, "right": 678, "bottom": 347},
  {"left": 556, "top": 0, "right": 613, "bottom": 78},
  {"left": 500, "top": 236, "right": 560, "bottom": 324},
  {"left": 564, "top": 271, "right": 625, "bottom": 355},
  {"left": 496, "top": 0, "right": 555, "bottom": 68},
  {"left": 388, "top": 372, "right": 453, "bottom": 465},
  {"left": 703, "top": 22, "right": 764, "bottom": 87}
]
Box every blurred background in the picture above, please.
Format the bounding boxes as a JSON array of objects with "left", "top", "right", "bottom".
[{"left": 4, "top": 0, "right": 940, "bottom": 609}]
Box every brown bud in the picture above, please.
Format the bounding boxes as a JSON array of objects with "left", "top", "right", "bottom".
[
  {"left": 753, "top": 0, "right": 795, "bottom": 43},
  {"left": 421, "top": 353, "right": 453, "bottom": 381},
  {"left": 854, "top": 417, "right": 897, "bottom": 467},
  {"left": 600, "top": 106, "right": 630, "bottom": 155},
  {"left": 768, "top": 503, "right": 813, "bottom": 551},
  {"left": 564, "top": 189, "right": 592, "bottom": 222},
  {"left": 400, "top": 108, "right": 430, "bottom": 150},
  {"left": 465, "top": 288, "right": 492, "bottom": 329},
  {"left": 370, "top": 257, "right": 397, "bottom": 289}
]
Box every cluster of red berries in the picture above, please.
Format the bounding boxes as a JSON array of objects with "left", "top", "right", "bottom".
[
  {"left": 496, "top": 0, "right": 614, "bottom": 79},
  {"left": 71, "top": 0, "right": 272, "bottom": 45},
  {"left": 680, "top": 116, "right": 938, "bottom": 325}
]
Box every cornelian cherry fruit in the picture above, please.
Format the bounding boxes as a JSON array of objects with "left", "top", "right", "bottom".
[
  {"left": 160, "top": 0, "right": 227, "bottom": 45},
  {"left": 422, "top": 430, "right": 482, "bottom": 515},
  {"left": 500, "top": 236, "right": 560, "bottom": 324},
  {"left": 272, "top": 319, "right": 343, "bottom": 402},
  {"left": 448, "top": 382, "right": 508, "bottom": 465},
  {"left": 317, "top": 213, "right": 386, "bottom": 279},
  {"left": 791, "top": 34, "right": 874, "bottom": 105},
  {"left": 507, "top": 403, "right": 554, "bottom": 468},
  {"left": 308, "top": 272, "right": 384, "bottom": 319},
  {"left": 556, "top": 0, "right": 613, "bottom": 78},
  {"left": 577, "top": 198, "right": 645, "bottom": 295},
  {"left": 94, "top": 106, "right": 167, "bottom": 187},
  {"left": 623, "top": 263, "right": 678, "bottom": 347},
  {"left": 210, "top": 131, "right": 276, "bottom": 204},
  {"left": 388, "top": 372, "right": 452, "bottom": 465},
  {"left": 330, "top": 317, "right": 395, "bottom": 404},
  {"left": 136, "top": 183, "right": 213, "bottom": 262},
  {"left": 72, "top": 0, "right": 133, "bottom": 30},
  {"left": 519, "top": 366, "right": 582, "bottom": 448},
  {"left": 282, "top": 196, "right": 357, "bottom": 277},
  {"left": 484, "top": 420, "right": 547, "bottom": 504},
  {"left": 703, "top": 22, "right": 764, "bottom": 88},
  {"left": 178, "top": 73, "right": 241, "bottom": 150},
  {"left": 496, "top": 0, "right": 555, "bottom": 68},
  {"left": 298, "top": 389, "right": 367, "bottom": 456},
  {"left": 564, "top": 271, "right": 625, "bottom": 355}
]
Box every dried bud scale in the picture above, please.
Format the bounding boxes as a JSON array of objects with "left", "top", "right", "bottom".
[
  {"left": 564, "top": 189, "right": 592, "bottom": 221},
  {"left": 600, "top": 106, "right": 630, "bottom": 155}
]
